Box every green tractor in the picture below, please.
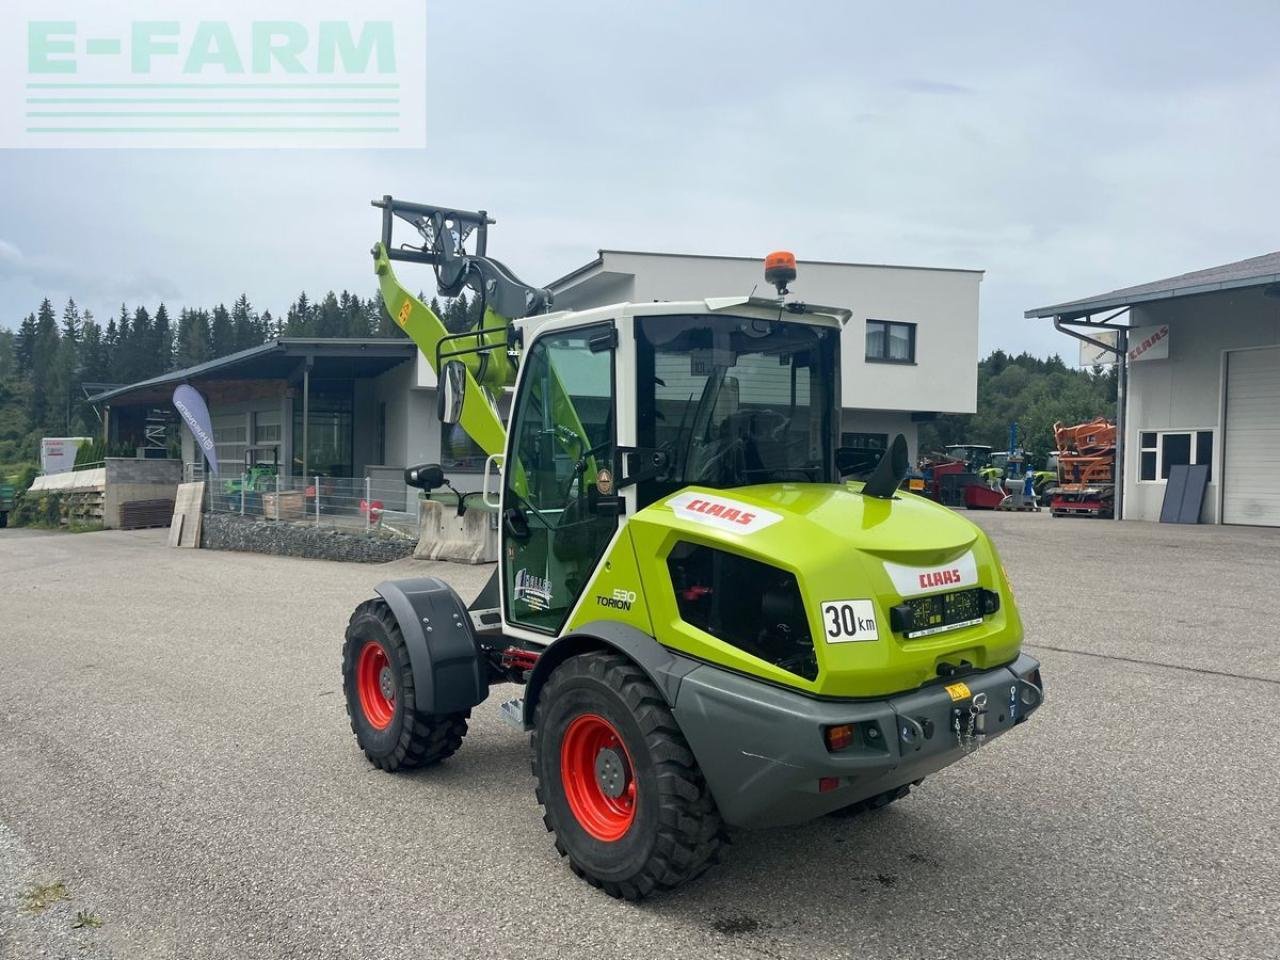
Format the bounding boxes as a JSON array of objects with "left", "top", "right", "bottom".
[{"left": 341, "top": 200, "right": 1044, "bottom": 899}]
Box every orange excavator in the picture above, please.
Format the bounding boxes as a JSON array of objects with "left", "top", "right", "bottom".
[{"left": 1049, "top": 417, "right": 1115, "bottom": 518}]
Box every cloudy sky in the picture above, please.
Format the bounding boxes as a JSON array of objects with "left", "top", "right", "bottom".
[{"left": 2, "top": 1, "right": 1278, "bottom": 358}]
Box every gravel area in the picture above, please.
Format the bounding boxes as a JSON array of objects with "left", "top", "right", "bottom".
[{"left": 0, "top": 514, "right": 1277, "bottom": 960}]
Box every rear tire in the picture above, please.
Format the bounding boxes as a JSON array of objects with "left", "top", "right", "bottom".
[
  {"left": 532, "top": 651, "right": 723, "bottom": 900},
  {"left": 342, "top": 598, "right": 468, "bottom": 771}
]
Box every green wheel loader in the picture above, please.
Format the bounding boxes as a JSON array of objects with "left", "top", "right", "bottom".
[{"left": 342, "top": 199, "right": 1044, "bottom": 899}]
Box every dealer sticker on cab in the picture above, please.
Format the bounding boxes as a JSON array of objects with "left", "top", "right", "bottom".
[{"left": 820, "top": 600, "right": 879, "bottom": 643}]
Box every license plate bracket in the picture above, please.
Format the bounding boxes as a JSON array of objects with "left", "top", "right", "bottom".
[{"left": 902, "top": 587, "right": 984, "bottom": 639}]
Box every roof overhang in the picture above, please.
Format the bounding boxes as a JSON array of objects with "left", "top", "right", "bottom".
[
  {"left": 1026, "top": 264, "right": 1280, "bottom": 322},
  {"left": 89, "top": 338, "right": 417, "bottom": 406}
]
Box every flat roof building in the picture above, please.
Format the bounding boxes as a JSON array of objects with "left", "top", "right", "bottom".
[{"left": 549, "top": 250, "right": 984, "bottom": 462}]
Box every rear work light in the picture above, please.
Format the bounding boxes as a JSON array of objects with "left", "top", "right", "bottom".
[{"left": 824, "top": 723, "right": 855, "bottom": 752}]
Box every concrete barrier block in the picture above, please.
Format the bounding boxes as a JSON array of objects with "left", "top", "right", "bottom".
[{"left": 414, "top": 499, "right": 498, "bottom": 564}]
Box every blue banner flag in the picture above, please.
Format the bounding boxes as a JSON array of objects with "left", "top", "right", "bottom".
[{"left": 173, "top": 384, "right": 219, "bottom": 476}]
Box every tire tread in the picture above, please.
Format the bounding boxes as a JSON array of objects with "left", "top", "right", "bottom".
[
  {"left": 532, "top": 651, "right": 723, "bottom": 900},
  {"left": 341, "top": 598, "right": 468, "bottom": 771}
]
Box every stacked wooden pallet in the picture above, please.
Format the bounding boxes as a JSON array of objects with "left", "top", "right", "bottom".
[
  {"left": 120, "top": 499, "right": 176, "bottom": 530},
  {"left": 62, "top": 489, "right": 104, "bottom": 525}
]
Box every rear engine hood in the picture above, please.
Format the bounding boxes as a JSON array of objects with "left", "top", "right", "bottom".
[
  {"left": 629, "top": 483, "right": 1022, "bottom": 698},
  {"left": 660, "top": 483, "right": 979, "bottom": 567}
]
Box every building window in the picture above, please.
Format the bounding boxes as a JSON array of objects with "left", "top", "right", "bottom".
[
  {"left": 293, "top": 380, "right": 354, "bottom": 477},
  {"left": 841, "top": 432, "right": 889, "bottom": 451},
  {"left": 865, "top": 320, "right": 916, "bottom": 364},
  {"left": 441, "top": 422, "right": 488, "bottom": 473},
  {"left": 213, "top": 420, "right": 247, "bottom": 473},
  {"left": 1139, "top": 430, "right": 1213, "bottom": 482}
]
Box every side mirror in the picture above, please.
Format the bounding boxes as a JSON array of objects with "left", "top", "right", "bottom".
[
  {"left": 405, "top": 463, "right": 445, "bottom": 491},
  {"left": 438, "top": 360, "right": 466, "bottom": 425}
]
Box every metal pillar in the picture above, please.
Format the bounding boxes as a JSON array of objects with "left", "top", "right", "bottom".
[{"left": 301, "top": 361, "right": 311, "bottom": 478}]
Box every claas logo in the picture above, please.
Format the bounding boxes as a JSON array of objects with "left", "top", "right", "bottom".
[
  {"left": 918, "top": 568, "right": 962, "bottom": 590},
  {"left": 684, "top": 498, "right": 757, "bottom": 526}
]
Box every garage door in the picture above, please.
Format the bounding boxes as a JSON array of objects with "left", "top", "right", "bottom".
[{"left": 1223, "top": 346, "right": 1280, "bottom": 526}]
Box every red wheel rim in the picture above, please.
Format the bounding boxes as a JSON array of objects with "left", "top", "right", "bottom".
[
  {"left": 356, "top": 641, "right": 395, "bottom": 730},
  {"left": 560, "top": 714, "right": 637, "bottom": 842}
]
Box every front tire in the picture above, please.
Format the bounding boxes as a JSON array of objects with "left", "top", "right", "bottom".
[
  {"left": 342, "top": 599, "right": 468, "bottom": 771},
  {"left": 532, "top": 651, "right": 722, "bottom": 900}
]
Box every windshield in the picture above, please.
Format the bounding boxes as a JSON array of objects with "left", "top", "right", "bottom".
[{"left": 636, "top": 314, "right": 838, "bottom": 504}]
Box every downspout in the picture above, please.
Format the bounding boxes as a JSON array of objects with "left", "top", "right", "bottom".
[{"left": 1115, "top": 329, "right": 1128, "bottom": 522}]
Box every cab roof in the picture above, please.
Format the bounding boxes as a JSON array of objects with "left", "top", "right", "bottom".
[{"left": 516, "top": 296, "right": 850, "bottom": 338}]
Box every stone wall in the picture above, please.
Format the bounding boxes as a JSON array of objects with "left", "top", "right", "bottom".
[
  {"left": 201, "top": 513, "right": 417, "bottom": 563},
  {"left": 104, "top": 458, "right": 183, "bottom": 484},
  {"left": 103, "top": 458, "right": 183, "bottom": 529}
]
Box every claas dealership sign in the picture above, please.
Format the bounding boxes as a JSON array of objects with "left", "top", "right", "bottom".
[{"left": 1128, "top": 324, "right": 1170, "bottom": 363}]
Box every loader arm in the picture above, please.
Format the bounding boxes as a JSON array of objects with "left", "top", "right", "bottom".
[
  {"left": 373, "top": 242, "right": 510, "bottom": 458},
  {"left": 373, "top": 238, "right": 600, "bottom": 490}
]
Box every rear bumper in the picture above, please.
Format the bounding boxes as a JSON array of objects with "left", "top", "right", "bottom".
[{"left": 671, "top": 653, "right": 1043, "bottom": 829}]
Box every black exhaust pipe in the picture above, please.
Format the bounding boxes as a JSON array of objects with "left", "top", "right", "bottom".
[{"left": 862, "top": 433, "right": 909, "bottom": 500}]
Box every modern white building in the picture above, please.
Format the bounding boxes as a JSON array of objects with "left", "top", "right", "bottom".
[
  {"left": 548, "top": 250, "right": 984, "bottom": 462},
  {"left": 1027, "top": 250, "right": 1280, "bottom": 527}
]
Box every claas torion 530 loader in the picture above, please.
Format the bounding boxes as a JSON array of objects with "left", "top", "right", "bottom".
[{"left": 341, "top": 198, "right": 1044, "bottom": 899}]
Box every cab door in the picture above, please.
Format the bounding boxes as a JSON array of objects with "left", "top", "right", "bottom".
[{"left": 501, "top": 323, "right": 618, "bottom": 635}]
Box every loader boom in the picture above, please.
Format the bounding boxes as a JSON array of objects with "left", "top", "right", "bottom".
[
  {"left": 372, "top": 242, "right": 510, "bottom": 457},
  {"left": 371, "top": 197, "right": 601, "bottom": 480}
]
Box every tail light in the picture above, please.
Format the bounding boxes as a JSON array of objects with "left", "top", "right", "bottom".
[{"left": 824, "top": 723, "right": 855, "bottom": 752}]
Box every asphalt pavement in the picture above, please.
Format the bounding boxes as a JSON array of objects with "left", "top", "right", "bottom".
[{"left": 0, "top": 514, "right": 1277, "bottom": 960}]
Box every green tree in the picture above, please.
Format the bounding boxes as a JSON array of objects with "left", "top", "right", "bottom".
[
  {"left": 0, "top": 328, "right": 15, "bottom": 381},
  {"left": 60, "top": 299, "right": 81, "bottom": 344},
  {"left": 443, "top": 293, "right": 470, "bottom": 334},
  {"left": 30, "top": 299, "right": 61, "bottom": 432},
  {"left": 153, "top": 303, "right": 174, "bottom": 373},
  {"left": 314, "top": 291, "right": 343, "bottom": 337},
  {"left": 231, "top": 294, "right": 261, "bottom": 351},
  {"left": 285, "top": 292, "right": 312, "bottom": 336},
  {"left": 918, "top": 351, "right": 1117, "bottom": 466},
  {"left": 174, "top": 308, "right": 213, "bottom": 369},
  {"left": 15, "top": 313, "right": 36, "bottom": 374},
  {"left": 210, "top": 304, "right": 234, "bottom": 358}
]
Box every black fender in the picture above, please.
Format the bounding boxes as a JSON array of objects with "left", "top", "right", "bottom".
[
  {"left": 521, "top": 620, "right": 700, "bottom": 728},
  {"left": 374, "top": 577, "right": 488, "bottom": 715}
]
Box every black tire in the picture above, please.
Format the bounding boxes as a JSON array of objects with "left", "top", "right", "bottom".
[
  {"left": 532, "top": 651, "right": 723, "bottom": 900},
  {"left": 342, "top": 598, "right": 468, "bottom": 771}
]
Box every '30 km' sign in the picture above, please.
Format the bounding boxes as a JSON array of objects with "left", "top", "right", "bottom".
[{"left": 820, "top": 600, "right": 880, "bottom": 643}]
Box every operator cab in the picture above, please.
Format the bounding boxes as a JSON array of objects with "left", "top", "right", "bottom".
[{"left": 495, "top": 298, "right": 847, "bottom": 639}]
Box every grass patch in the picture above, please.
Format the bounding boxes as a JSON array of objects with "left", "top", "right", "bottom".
[
  {"left": 72, "top": 909, "right": 103, "bottom": 929},
  {"left": 20, "top": 880, "right": 69, "bottom": 913}
]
